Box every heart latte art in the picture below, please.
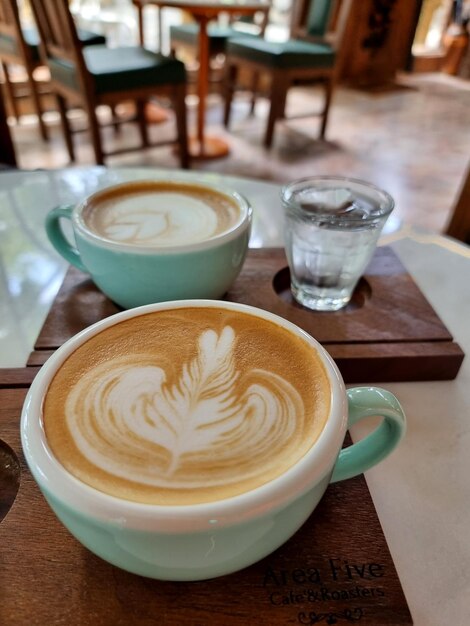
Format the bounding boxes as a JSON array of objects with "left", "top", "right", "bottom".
[
  {"left": 82, "top": 181, "right": 242, "bottom": 247},
  {"left": 43, "top": 309, "right": 330, "bottom": 504}
]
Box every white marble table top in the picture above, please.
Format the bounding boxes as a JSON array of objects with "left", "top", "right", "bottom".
[{"left": 1, "top": 167, "right": 469, "bottom": 625}]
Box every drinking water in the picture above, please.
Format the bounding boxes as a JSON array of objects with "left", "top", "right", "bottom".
[{"left": 282, "top": 179, "right": 394, "bottom": 311}]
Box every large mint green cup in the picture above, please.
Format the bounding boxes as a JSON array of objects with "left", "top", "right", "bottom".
[
  {"left": 21, "top": 300, "right": 406, "bottom": 581},
  {"left": 45, "top": 181, "right": 252, "bottom": 309}
]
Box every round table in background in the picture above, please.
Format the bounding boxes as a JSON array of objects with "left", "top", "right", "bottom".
[{"left": 134, "top": 0, "right": 270, "bottom": 159}]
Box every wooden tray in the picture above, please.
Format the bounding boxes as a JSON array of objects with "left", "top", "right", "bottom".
[
  {"left": 1, "top": 246, "right": 462, "bottom": 388},
  {"left": 0, "top": 388, "right": 412, "bottom": 625}
]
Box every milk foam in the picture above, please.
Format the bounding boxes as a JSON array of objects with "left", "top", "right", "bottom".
[
  {"left": 43, "top": 308, "right": 330, "bottom": 504},
  {"left": 65, "top": 327, "right": 303, "bottom": 490},
  {"left": 85, "top": 185, "right": 240, "bottom": 247}
]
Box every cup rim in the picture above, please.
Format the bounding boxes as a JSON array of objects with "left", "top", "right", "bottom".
[
  {"left": 72, "top": 180, "right": 252, "bottom": 254},
  {"left": 281, "top": 175, "right": 395, "bottom": 223},
  {"left": 21, "top": 300, "right": 348, "bottom": 532}
]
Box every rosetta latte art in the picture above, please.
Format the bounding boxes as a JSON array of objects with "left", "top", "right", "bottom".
[{"left": 65, "top": 326, "right": 305, "bottom": 490}]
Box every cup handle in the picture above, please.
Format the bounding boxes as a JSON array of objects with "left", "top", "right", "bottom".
[
  {"left": 330, "top": 387, "right": 406, "bottom": 483},
  {"left": 45, "top": 205, "right": 87, "bottom": 272}
]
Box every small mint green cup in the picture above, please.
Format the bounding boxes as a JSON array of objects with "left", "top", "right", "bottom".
[
  {"left": 45, "top": 181, "right": 252, "bottom": 309},
  {"left": 21, "top": 301, "right": 406, "bottom": 581}
]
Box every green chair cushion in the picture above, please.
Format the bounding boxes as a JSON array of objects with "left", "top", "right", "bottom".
[
  {"left": 0, "top": 33, "right": 27, "bottom": 61},
  {"left": 0, "top": 28, "right": 106, "bottom": 65},
  {"left": 227, "top": 36, "right": 335, "bottom": 70},
  {"left": 170, "top": 22, "right": 259, "bottom": 55},
  {"left": 170, "top": 23, "right": 237, "bottom": 56},
  {"left": 48, "top": 45, "right": 186, "bottom": 95},
  {"left": 76, "top": 29, "right": 107, "bottom": 47}
]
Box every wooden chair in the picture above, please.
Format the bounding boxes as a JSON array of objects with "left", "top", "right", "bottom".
[
  {"left": 445, "top": 162, "right": 470, "bottom": 245},
  {"left": 133, "top": 0, "right": 269, "bottom": 106},
  {"left": 224, "top": 0, "right": 352, "bottom": 148},
  {"left": 168, "top": 10, "right": 270, "bottom": 63},
  {"left": 0, "top": 79, "right": 16, "bottom": 165},
  {"left": 28, "top": 0, "right": 189, "bottom": 167},
  {"left": 0, "top": 0, "right": 106, "bottom": 141},
  {"left": 169, "top": 10, "right": 270, "bottom": 112}
]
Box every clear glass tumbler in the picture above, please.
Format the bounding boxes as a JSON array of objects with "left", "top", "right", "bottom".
[{"left": 282, "top": 177, "right": 395, "bottom": 312}]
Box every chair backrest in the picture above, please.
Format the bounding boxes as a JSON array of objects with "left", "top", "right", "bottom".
[
  {"left": 0, "top": 0, "right": 19, "bottom": 39},
  {"left": 0, "top": 0, "right": 32, "bottom": 63},
  {"left": 28, "top": 0, "right": 89, "bottom": 97},
  {"left": 229, "top": 6, "right": 271, "bottom": 37},
  {"left": 28, "top": 0, "right": 81, "bottom": 62},
  {"left": 305, "top": 0, "right": 333, "bottom": 36},
  {"left": 291, "top": 0, "right": 351, "bottom": 46}
]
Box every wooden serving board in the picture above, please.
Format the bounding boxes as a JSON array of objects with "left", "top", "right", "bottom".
[
  {"left": 0, "top": 388, "right": 412, "bottom": 625},
  {"left": 2, "top": 246, "right": 462, "bottom": 388}
]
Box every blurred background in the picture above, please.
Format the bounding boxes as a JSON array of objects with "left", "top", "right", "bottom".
[{"left": 1, "top": 0, "right": 469, "bottom": 235}]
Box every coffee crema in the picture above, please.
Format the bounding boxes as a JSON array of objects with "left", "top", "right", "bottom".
[
  {"left": 43, "top": 308, "right": 331, "bottom": 505},
  {"left": 82, "top": 181, "right": 242, "bottom": 247}
]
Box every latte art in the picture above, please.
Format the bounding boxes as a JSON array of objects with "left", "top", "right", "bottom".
[
  {"left": 83, "top": 182, "right": 241, "bottom": 247},
  {"left": 65, "top": 327, "right": 303, "bottom": 490},
  {"left": 43, "top": 308, "right": 330, "bottom": 504}
]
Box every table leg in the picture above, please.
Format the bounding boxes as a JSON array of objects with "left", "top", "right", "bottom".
[{"left": 189, "top": 15, "right": 229, "bottom": 159}]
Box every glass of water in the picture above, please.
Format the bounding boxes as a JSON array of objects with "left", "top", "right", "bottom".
[{"left": 282, "top": 177, "right": 395, "bottom": 312}]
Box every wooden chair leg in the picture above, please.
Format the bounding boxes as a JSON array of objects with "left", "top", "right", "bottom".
[
  {"left": 136, "top": 99, "right": 149, "bottom": 147},
  {"left": 109, "top": 105, "right": 120, "bottom": 133},
  {"left": 56, "top": 95, "right": 75, "bottom": 163},
  {"left": 173, "top": 83, "right": 189, "bottom": 169},
  {"left": 264, "top": 73, "right": 289, "bottom": 149},
  {"left": 1, "top": 62, "right": 19, "bottom": 122},
  {"left": 223, "top": 62, "right": 238, "bottom": 128},
  {"left": 86, "top": 103, "right": 104, "bottom": 165},
  {"left": 319, "top": 74, "right": 335, "bottom": 139},
  {"left": 26, "top": 71, "right": 48, "bottom": 141},
  {"left": 157, "top": 7, "right": 163, "bottom": 54},
  {"left": 249, "top": 71, "right": 259, "bottom": 116}
]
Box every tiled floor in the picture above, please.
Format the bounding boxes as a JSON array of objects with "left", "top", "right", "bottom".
[{"left": 8, "top": 71, "right": 470, "bottom": 234}]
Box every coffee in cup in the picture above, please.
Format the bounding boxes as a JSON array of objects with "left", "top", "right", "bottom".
[
  {"left": 45, "top": 181, "right": 252, "bottom": 309},
  {"left": 22, "top": 301, "right": 406, "bottom": 580},
  {"left": 43, "top": 306, "right": 330, "bottom": 505},
  {"left": 82, "top": 181, "right": 242, "bottom": 248}
]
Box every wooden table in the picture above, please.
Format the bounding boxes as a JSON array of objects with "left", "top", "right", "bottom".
[
  {"left": 134, "top": 0, "right": 270, "bottom": 159},
  {"left": 0, "top": 385, "right": 412, "bottom": 625},
  {"left": 1, "top": 167, "right": 470, "bottom": 625}
]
